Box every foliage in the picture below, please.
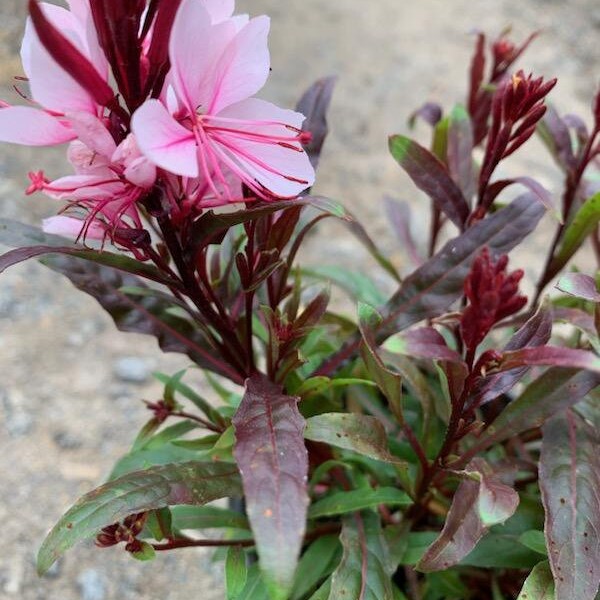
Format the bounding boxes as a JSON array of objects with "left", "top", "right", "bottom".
[{"left": 0, "top": 4, "right": 599, "bottom": 599}]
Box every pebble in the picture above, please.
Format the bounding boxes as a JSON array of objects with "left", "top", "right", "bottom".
[
  {"left": 53, "top": 430, "right": 82, "bottom": 450},
  {"left": 77, "top": 569, "right": 107, "bottom": 600},
  {"left": 113, "top": 357, "right": 150, "bottom": 384}
]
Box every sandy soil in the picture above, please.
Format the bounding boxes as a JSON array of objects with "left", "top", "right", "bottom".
[{"left": 1, "top": 1, "right": 599, "bottom": 598}]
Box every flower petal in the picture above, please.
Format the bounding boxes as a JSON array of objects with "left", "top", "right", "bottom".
[
  {"left": 42, "top": 215, "right": 104, "bottom": 240},
  {"left": 131, "top": 99, "right": 198, "bottom": 177},
  {"left": 66, "top": 111, "right": 116, "bottom": 157},
  {"left": 21, "top": 11, "right": 98, "bottom": 114},
  {"left": 203, "top": 0, "right": 234, "bottom": 23},
  {"left": 211, "top": 98, "right": 315, "bottom": 198},
  {"left": 0, "top": 106, "right": 75, "bottom": 146},
  {"left": 168, "top": 0, "right": 229, "bottom": 112},
  {"left": 208, "top": 16, "right": 271, "bottom": 114}
]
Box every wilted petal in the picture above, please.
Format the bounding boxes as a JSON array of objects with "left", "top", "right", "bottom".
[
  {"left": 212, "top": 98, "right": 315, "bottom": 197},
  {"left": 124, "top": 157, "right": 157, "bottom": 188},
  {"left": 42, "top": 215, "right": 104, "bottom": 240},
  {"left": 0, "top": 106, "right": 75, "bottom": 146},
  {"left": 208, "top": 16, "right": 270, "bottom": 114},
  {"left": 66, "top": 111, "right": 116, "bottom": 157},
  {"left": 131, "top": 99, "right": 198, "bottom": 177}
]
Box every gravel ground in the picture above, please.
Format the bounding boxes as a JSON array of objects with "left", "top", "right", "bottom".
[{"left": 1, "top": 1, "right": 599, "bottom": 599}]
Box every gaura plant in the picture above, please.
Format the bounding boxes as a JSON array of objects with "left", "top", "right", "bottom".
[{"left": 0, "top": 1, "right": 599, "bottom": 599}]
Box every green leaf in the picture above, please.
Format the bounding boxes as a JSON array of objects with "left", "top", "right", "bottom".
[
  {"left": 37, "top": 461, "right": 242, "bottom": 575},
  {"left": 328, "top": 512, "right": 394, "bottom": 600},
  {"left": 153, "top": 370, "right": 226, "bottom": 427},
  {"left": 549, "top": 192, "right": 600, "bottom": 277},
  {"left": 460, "top": 533, "right": 541, "bottom": 569},
  {"left": 299, "top": 266, "right": 387, "bottom": 305},
  {"left": 130, "top": 541, "right": 156, "bottom": 562},
  {"left": 237, "top": 565, "right": 270, "bottom": 600},
  {"left": 304, "top": 413, "right": 405, "bottom": 465},
  {"left": 291, "top": 535, "right": 341, "bottom": 600},
  {"left": 358, "top": 303, "right": 405, "bottom": 426},
  {"left": 226, "top": 545, "right": 248, "bottom": 600},
  {"left": 170, "top": 506, "right": 249, "bottom": 531},
  {"left": 308, "top": 488, "right": 412, "bottom": 519},
  {"left": 517, "top": 561, "right": 555, "bottom": 600},
  {"left": 518, "top": 531, "right": 547, "bottom": 556}
]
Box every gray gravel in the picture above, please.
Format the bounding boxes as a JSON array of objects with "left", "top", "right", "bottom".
[{"left": 1, "top": 1, "right": 599, "bottom": 599}]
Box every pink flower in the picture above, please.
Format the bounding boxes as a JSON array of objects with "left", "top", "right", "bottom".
[
  {"left": 30, "top": 129, "right": 156, "bottom": 242},
  {"left": 0, "top": 1, "right": 109, "bottom": 146},
  {"left": 131, "top": 0, "right": 315, "bottom": 203}
]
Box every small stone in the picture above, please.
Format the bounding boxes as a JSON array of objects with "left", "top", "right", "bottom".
[
  {"left": 1, "top": 390, "right": 33, "bottom": 437},
  {"left": 53, "top": 430, "right": 82, "bottom": 450},
  {"left": 77, "top": 569, "right": 106, "bottom": 600},
  {"left": 113, "top": 357, "right": 150, "bottom": 384}
]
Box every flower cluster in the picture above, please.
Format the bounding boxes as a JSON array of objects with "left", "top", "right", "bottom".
[
  {"left": 460, "top": 247, "right": 527, "bottom": 356},
  {"left": 96, "top": 512, "right": 147, "bottom": 553},
  {"left": 0, "top": 0, "right": 314, "bottom": 248}
]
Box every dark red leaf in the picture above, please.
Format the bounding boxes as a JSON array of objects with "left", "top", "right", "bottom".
[
  {"left": 143, "top": 0, "right": 183, "bottom": 98},
  {"left": 232, "top": 374, "right": 308, "bottom": 598},
  {"left": 391, "top": 327, "right": 464, "bottom": 363},
  {"left": 417, "top": 458, "right": 518, "bottom": 571},
  {"left": 468, "top": 33, "right": 486, "bottom": 119},
  {"left": 389, "top": 135, "right": 470, "bottom": 228},
  {"left": 315, "top": 194, "right": 545, "bottom": 375},
  {"left": 29, "top": 0, "right": 115, "bottom": 108},
  {"left": 469, "top": 368, "right": 600, "bottom": 453},
  {"left": 408, "top": 102, "right": 443, "bottom": 128},
  {"left": 538, "top": 106, "right": 576, "bottom": 171},
  {"left": 540, "top": 410, "right": 600, "bottom": 600},
  {"left": 468, "top": 301, "right": 552, "bottom": 406},
  {"left": 380, "top": 193, "right": 544, "bottom": 339},
  {"left": 482, "top": 177, "right": 556, "bottom": 216},
  {"left": 295, "top": 76, "right": 337, "bottom": 170},
  {"left": 42, "top": 254, "right": 242, "bottom": 383},
  {"left": 496, "top": 346, "right": 600, "bottom": 374}
]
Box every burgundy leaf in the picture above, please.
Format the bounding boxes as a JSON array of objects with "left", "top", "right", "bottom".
[
  {"left": 383, "top": 197, "right": 423, "bottom": 268},
  {"left": 143, "top": 0, "right": 183, "bottom": 98},
  {"left": 389, "top": 135, "right": 470, "bottom": 228},
  {"left": 470, "top": 368, "right": 600, "bottom": 454},
  {"left": 29, "top": 0, "right": 115, "bottom": 108},
  {"left": 295, "top": 76, "right": 337, "bottom": 170},
  {"left": 496, "top": 346, "right": 600, "bottom": 374},
  {"left": 315, "top": 194, "right": 545, "bottom": 376},
  {"left": 390, "top": 327, "right": 464, "bottom": 363},
  {"left": 417, "top": 458, "right": 518, "bottom": 571},
  {"left": 540, "top": 410, "right": 600, "bottom": 600},
  {"left": 42, "top": 254, "right": 242, "bottom": 383},
  {"left": 232, "top": 374, "right": 308, "bottom": 599},
  {"left": 468, "top": 301, "right": 553, "bottom": 406},
  {"left": 556, "top": 273, "right": 600, "bottom": 303},
  {"left": 538, "top": 106, "right": 576, "bottom": 171},
  {"left": 482, "top": 177, "right": 557, "bottom": 217},
  {"left": 380, "top": 193, "right": 544, "bottom": 340},
  {"left": 467, "top": 33, "right": 486, "bottom": 122},
  {"left": 408, "top": 102, "right": 443, "bottom": 128}
]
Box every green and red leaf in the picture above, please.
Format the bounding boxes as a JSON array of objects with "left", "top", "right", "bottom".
[
  {"left": 232, "top": 375, "right": 309, "bottom": 600},
  {"left": 540, "top": 410, "right": 600, "bottom": 600}
]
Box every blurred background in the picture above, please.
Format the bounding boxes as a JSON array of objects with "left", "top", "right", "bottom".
[{"left": 0, "top": 1, "right": 598, "bottom": 598}]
